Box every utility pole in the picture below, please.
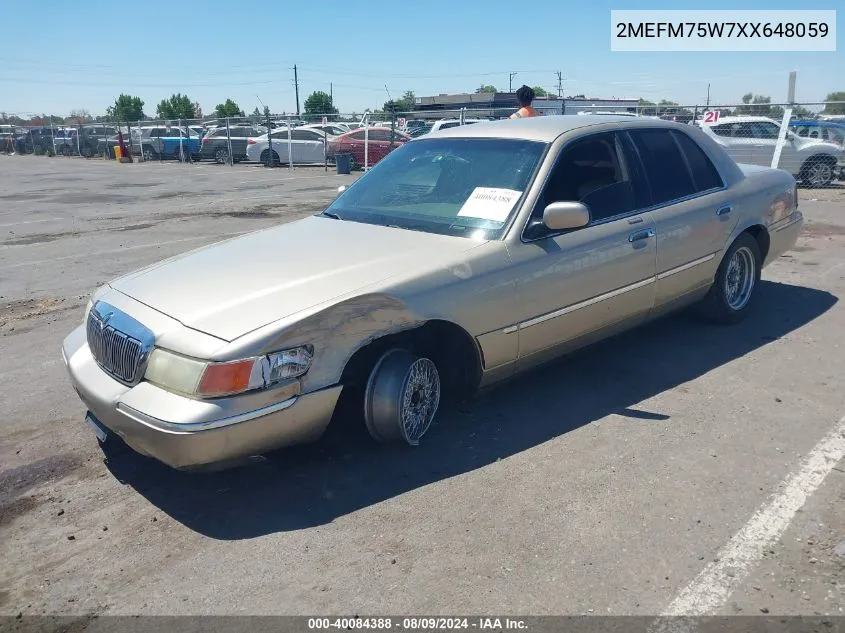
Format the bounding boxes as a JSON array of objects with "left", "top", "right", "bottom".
[
  {"left": 556, "top": 71, "right": 563, "bottom": 98},
  {"left": 509, "top": 72, "right": 518, "bottom": 93},
  {"left": 330, "top": 82, "right": 333, "bottom": 105},
  {"left": 293, "top": 65, "right": 300, "bottom": 116},
  {"left": 706, "top": 83, "right": 710, "bottom": 108}
]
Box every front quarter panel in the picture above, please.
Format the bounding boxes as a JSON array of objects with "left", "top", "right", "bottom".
[{"left": 219, "top": 241, "right": 517, "bottom": 393}]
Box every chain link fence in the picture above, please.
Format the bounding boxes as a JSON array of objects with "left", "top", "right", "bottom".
[{"left": 4, "top": 102, "right": 844, "bottom": 185}]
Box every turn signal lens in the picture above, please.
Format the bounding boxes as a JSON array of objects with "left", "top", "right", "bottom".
[{"left": 197, "top": 358, "right": 263, "bottom": 398}]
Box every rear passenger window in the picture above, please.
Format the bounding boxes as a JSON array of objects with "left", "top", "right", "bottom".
[
  {"left": 628, "top": 129, "right": 696, "bottom": 205},
  {"left": 671, "top": 131, "right": 724, "bottom": 192}
]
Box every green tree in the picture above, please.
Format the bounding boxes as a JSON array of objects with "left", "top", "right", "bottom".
[
  {"left": 638, "top": 99, "right": 657, "bottom": 115},
  {"left": 106, "top": 94, "right": 145, "bottom": 122},
  {"left": 156, "top": 93, "right": 196, "bottom": 120},
  {"left": 303, "top": 91, "right": 338, "bottom": 120},
  {"left": 215, "top": 99, "right": 245, "bottom": 118},
  {"left": 532, "top": 86, "right": 548, "bottom": 97},
  {"left": 475, "top": 84, "right": 497, "bottom": 93},
  {"left": 822, "top": 92, "right": 845, "bottom": 115},
  {"left": 736, "top": 93, "right": 784, "bottom": 118}
]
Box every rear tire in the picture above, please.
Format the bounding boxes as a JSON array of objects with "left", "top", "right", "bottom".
[
  {"left": 697, "top": 233, "right": 762, "bottom": 324},
  {"left": 800, "top": 156, "right": 835, "bottom": 188},
  {"left": 364, "top": 349, "right": 441, "bottom": 446},
  {"left": 214, "top": 146, "right": 229, "bottom": 164},
  {"left": 261, "top": 149, "right": 280, "bottom": 166}
]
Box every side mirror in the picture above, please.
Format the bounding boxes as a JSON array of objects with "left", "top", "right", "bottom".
[{"left": 542, "top": 201, "right": 590, "bottom": 230}]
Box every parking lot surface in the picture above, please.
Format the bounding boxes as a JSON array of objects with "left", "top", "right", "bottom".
[{"left": 1, "top": 155, "right": 844, "bottom": 618}]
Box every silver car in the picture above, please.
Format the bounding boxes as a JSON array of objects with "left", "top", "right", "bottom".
[
  {"left": 63, "top": 116, "right": 803, "bottom": 471},
  {"left": 696, "top": 115, "right": 845, "bottom": 187}
]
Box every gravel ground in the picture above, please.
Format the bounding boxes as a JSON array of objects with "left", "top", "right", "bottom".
[{"left": 1, "top": 155, "right": 844, "bottom": 622}]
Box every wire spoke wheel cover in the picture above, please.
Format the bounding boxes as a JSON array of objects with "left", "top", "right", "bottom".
[
  {"left": 364, "top": 349, "right": 441, "bottom": 446},
  {"left": 724, "top": 245, "right": 756, "bottom": 311}
]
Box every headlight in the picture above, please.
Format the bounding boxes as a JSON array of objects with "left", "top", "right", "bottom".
[{"left": 144, "top": 345, "right": 313, "bottom": 398}]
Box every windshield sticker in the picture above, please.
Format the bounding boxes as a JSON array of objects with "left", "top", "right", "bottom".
[{"left": 457, "top": 187, "right": 523, "bottom": 223}]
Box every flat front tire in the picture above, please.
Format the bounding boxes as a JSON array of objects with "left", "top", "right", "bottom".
[
  {"left": 364, "top": 349, "right": 441, "bottom": 446},
  {"left": 698, "top": 233, "right": 762, "bottom": 324}
]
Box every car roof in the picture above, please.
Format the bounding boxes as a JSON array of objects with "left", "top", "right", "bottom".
[{"left": 428, "top": 114, "right": 695, "bottom": 142}]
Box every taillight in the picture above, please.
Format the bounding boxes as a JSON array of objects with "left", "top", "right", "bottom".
[
  {"left": 247, "top": 138, "right": 256, "bottom": 145},
  {"left": 202, "top": 137, "right": 209, "bottom": 143}
]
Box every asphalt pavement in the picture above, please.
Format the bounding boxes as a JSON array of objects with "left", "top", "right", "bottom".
[{"left": 1, "top": 155, "right": 843, "bottom": 620}]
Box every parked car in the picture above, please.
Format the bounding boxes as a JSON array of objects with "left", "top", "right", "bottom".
[
  {"left": 300, "top": 123, "right": 348, "bottom": 137},
  {"left": 327, "top": 127, "right": 411, "bottom": 168},
  {"left": 407, "top": 124, "right": 433, "bottom": 138},
  {"left": 789, "top": 119, "right": 845, "bottom": 147},
  {"left": 199, "top": 124, "right": 267, "bottom": 163},
  {"left": 77, "top": 125, "right": 122, "bottom": 158},
  {"left": 52, "top": 127, "right": 78, "bottom": 155},
  {"left": 696, "top": 116, "right": 845, "bottom": 187},
  {"left": 139, "top": 126, "right": 203, "bottom": 161},
  {"left": 788, "top": 119, "right": 845, "bottom": 180},
  {"left": 245, "top": 127, "right": 327, "bottom": 165},
  {"left": 62, "top": 115, "right": 803, "bottom": 471}
]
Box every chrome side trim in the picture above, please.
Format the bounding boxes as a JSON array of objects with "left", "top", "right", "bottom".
[
  {"left": 502, "top": 325, "right": 519, "bottom": 335},
  {"left": 774, "top": 212, "right": 803, "bottom": 232},
  {"left": 116, "top": 396, "right": 299, "bottom": 433},
  {"left": 517, "top": 277, "right": 655, "bottom": 331},
  {"left": 656, "top": 253, "right": 717, "bottom": 280}
]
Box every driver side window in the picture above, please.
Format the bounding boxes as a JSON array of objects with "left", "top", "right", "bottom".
[{"left": 536, "top": 132, "right": 636, "bottom": 224}]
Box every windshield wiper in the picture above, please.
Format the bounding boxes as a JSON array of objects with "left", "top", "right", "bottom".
[{"left": 321, "top": 211, "right": 343, "bottom": 220}]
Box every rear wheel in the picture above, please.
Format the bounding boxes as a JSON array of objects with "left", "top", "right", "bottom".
[
  {"left": 261, "top": 149, "right": 280, "bottom": 166},
  {"left": 801, "top": 156, "right": 835, "bottom": 187},
  {"left": 142, "top": 146, "right": 158, "bottom": 162},
  {"left": 364, "top": 349, "right": 441, "bottom": 446},
  {"left": 697, "top": 233, "right": 762, "bottom": 324},
  {"left": 214, "top": 146, "right": 229, "bottom": 164}
]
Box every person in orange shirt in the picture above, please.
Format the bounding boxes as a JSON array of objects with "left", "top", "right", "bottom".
[{"left": 509, "top": 85, "right": 540, "bottom": 119}]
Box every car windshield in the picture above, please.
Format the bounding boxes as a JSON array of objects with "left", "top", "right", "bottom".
[{"left": 324, "top": 138, "right": 547, "bottom": 239}]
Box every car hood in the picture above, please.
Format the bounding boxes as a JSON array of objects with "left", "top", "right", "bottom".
[{"left": 109, "top": 215, "right": 486, "bottom": 341}]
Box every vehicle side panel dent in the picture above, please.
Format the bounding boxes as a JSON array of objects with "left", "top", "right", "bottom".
[{"left": 248, "top": 293, "right": 426, "bottom": 393}]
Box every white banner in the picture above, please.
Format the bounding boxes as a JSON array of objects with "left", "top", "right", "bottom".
[{"left": 611, "top": 10, "right": 836, "bottom": 51}]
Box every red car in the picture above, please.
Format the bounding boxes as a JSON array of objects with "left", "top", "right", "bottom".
[{"left": 328, "top": 127, "right": 412, "bottom": 168}]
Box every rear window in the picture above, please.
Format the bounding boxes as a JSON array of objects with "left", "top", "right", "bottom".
[
  {"left": 628, "top": 129, "right": 696, "bottom": 205},
  {"left": 671, "top": 131, "right": 724, "bottom": 192}
]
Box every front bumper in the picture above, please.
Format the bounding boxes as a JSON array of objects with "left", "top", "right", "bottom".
[{"left": 62, "top": 325, "right": 342, "bottom": 470}]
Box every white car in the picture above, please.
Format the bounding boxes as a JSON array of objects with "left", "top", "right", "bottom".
[
  {"left": 246, "top": 127, "right": 327, "bottom": 165},
  {"left": 299, "top": 123, "right": 348, "bottom": 137},
  {"left": 696, "top": 115, "right": 845, "bottom": 187},
  {"left": 429, "top": 118, "right": 486, "bottom": 133}
]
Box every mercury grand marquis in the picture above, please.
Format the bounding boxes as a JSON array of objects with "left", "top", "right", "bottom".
[{"left": 62, "top": 115, "right": 803, "bottom": 470}]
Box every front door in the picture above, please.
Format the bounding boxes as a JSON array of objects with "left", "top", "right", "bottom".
[{"left": 508, "top": 132, "right": 657, "bottom": 364}]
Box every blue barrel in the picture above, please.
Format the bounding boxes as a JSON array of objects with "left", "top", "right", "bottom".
[{"left": 336, "top": 152, "right": 352, "bottom": 175}]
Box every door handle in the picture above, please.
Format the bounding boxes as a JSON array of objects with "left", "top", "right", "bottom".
[
  {"left": 716, "top": 205, "right": 732, "bottom": 216},
  {"left": 628, "top": 228, "right": 655, "bottom": 243}
]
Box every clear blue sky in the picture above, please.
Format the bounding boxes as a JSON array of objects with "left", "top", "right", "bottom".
[{"left": 0, "top": 0, "right": 841, "bottom": 117}]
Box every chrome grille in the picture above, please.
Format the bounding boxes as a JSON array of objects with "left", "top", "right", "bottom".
[{"left": 86, "top": 302, "right": 154, "bottom": 385}]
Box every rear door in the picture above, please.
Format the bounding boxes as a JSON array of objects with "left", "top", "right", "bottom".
[{"left": 625, "top": 127, "right": 736, "bottom": 307}]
